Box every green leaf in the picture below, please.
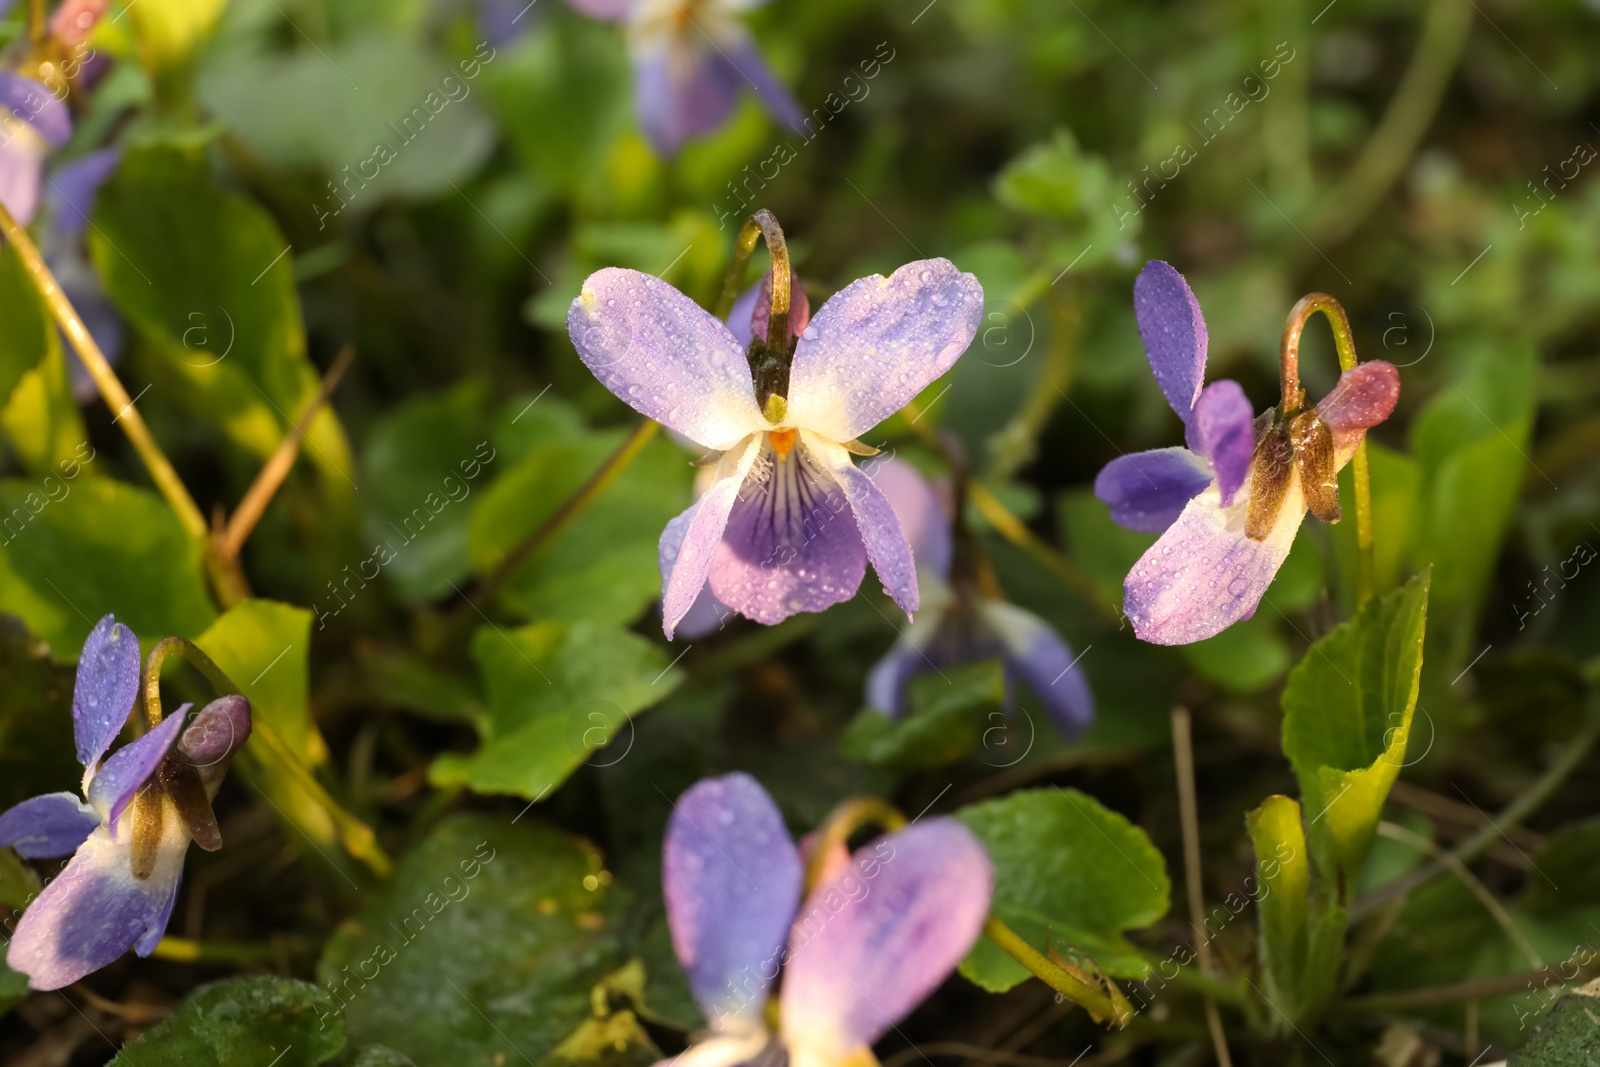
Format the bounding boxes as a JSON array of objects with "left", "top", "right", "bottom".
[
  {"left": 91, "top": 144, "right": 355, "bottom": 486},
  {"left": 1247, "top": 795, "right": 1310, "bottom": 1010},
  {"left": 468, "top": 428, "right": 692, "bottom": 626},
  {"left": 359, "top": 383, "right": 500, "bottom": 603},
  {"left": 0, "top": 477, "right": 216, "bottom": 660},
  {"left": 957, "top": 787, "right": 1171, "bottom": 988},
  {"left": 1179, "top": 612, "right": 1290, "bottom": 693},
  {"left": 199, "top": 34, "right": 496, "bottom": 204},
  {"left": 337, "top": 1048, "right": 417, "bottom": 1067},
  {"left": 0, "top": 242, "right": 51, "bottom": 412},
  {"left": 428, "top": 621, "right": 683, "bottom": 800},
  {"left": 0, "top": 618, "right": 81, "bottom": 810},
  {"left": 1509, "top": 978, "right": 1600, "bottom": 1066},
  {"left": 318, "top": 815, "right": 631, "bottom": 1065},
  {"left": 841, "top": 660, "right": 1006, "bottom": 770},
  {"left": 111, "top": 977, "right": 346, "bottom": 1066},
  {"left": 0, "top": 962, "right": 28, "bottom": 1017},
  {"left": 1281, "top": 570, "right": 1432, "bottom": 885}
]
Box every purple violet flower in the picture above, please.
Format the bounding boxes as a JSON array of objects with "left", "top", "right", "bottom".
[
  {"left": 565, "top": 0, "right": 805, "bottom": 156},
  {"left": 865, "top": 458, "right": 1093, "bottom": 739},
  {"left": 572, "top": 257, "right": 983, "bottom": 638},
  {"left": 0, "top": 616, "right": 252, "bottom": 991},
  {"left": 0, "top": 71, "right": 72, "bottom": 226},
  {"left": 661, "top": 773, "right": 991, "bottom": 1067},
  {"left": 44, "top": 147, "right": 126, "bottom": 400},
  {"left": 1094, "top": 261, "right": 1400, "bottom": 646}
]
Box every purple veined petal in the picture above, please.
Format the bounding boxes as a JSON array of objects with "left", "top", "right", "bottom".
[
  {"left": 869, "top": 457, "right": 952, "bottom": 580},
  {"left": 1123, "top": 478, "right": 1307, "bottom": 646},
  {"left": 631, "top": 35, "right": 742, "bottom": 156},
  {"left": 719, "top": 31, "right": 806, "bottom": 134},
  {"left": 6, "top": 820, "right": 188, "bottom": 991},
  {"left": 785, "top": 259, "right": 984, "bottom": 444},
  {"left": 981, "top": 601, "right": 1094, "bottom": 739},
  {"left": 663, "top": 437, "right": 763, "bottom": 638},
  {"left": 569, "top": 269, "right": 764, "bottom": 451},
  {"left": 726, "top": 270, "right": 809, "bottom": 348},
  {"left": 1316, "top": 360, "right": 1400, "bottom": 464},
  {"left": 565, "top": 0, "right": 635, "bottom": 20},
  {"left": 46, "top": 147, "right": 122, "bottom": 240},
  {"left": 0, "top": 72, "right": 71, "bottom": 146},
  {"left": 72, "top": 614, "right": 141, "bottom": 775},
  {"left": 1133, "top": 260, "right": 1208, "bottom": 421},
  {"left": 0, "top": 135, "right": 48, "bottom": 227},
  {"left": 49, "top": 0, "right": 108, "bottom": 45},
  {"left": 0, "top": 792, "right": 101, "bottom": 859},
  {"left": 780, "top": 819, "right": 993, "bottom": 1059},
  {"left": 807, "top": 434, "right": 919, "bottom": 617},
  {"left": 708, "top": 435, "right": 867, "bottom": 626},
  {"left": 1093, "top": 447, "right": 1212, "bottom": 535},
  {"left": 1185, "top": 380, "right": 1256, "bottom": 507},
  {"left": 664, "top": 773, "right": 802, "bottom": 1029},
  {"left": 85, "top": 707, "right": 189, "bottom": 827}
]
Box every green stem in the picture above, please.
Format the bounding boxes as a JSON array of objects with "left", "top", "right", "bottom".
[
  {"left": 143, "top": 637, "right": 393, "bottom": 879},
  {"left": 984, "top": 916, "right": 1129, "bottom": 1027},
  {"left": 0, "top": 200, "right": 211, "bottom": 546},
  {"left": 1308, "top": 0, "right": 1473, "bottom": 247},
  {"left": 713, "top": 209, "right": 790, "bottom": 330},
  {"left": 1280, "top": 293, "right": 1375, "bottom": 606},
  {"left": 804, "top": 797, "right": 907, "bottom": 893}
]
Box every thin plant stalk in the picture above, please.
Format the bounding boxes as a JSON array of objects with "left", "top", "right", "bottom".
[
  {"left": 1171, "top": 708, "right": 1233, "bottom": 1067},
  {"left": 983, "top": 916, "right": 1129, "bottom": 1027},
  {"left": 0, "top": 200, "right": 209, "bottom": 543}
]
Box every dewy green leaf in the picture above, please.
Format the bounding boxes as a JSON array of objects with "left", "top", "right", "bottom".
[
  {"left": 841, "top": 659, "right": 1006, "bottom": 770},
  {"left": 957, "top": 787, "right": 1171, "bottom": 988},
  {"left": 318, "top": 815, "right": 632, "bottom": 1066},
  {"left": 1509, "top": 978, "right": 1600, "bottom": 1066},
  {"left": 196, "top": 600, "right": 324, "bottom": 764},
  {"left": 111, "top": 977, "right": 346, "bottom": 1066},
  {"left": 1281, "top": 570, "right": 1432, "bottom": 888},
  {"left": 468, "top": 427, "right": 692, "bottom": 626},
  {"left": 90, "top": 144, "right": 355, "bottom": 490},
  {"left": 0, "top": 478, "right": 216, "bottom": 660},
  {"left": 428, "top": 621, "right": 684, "bottom": 800}
]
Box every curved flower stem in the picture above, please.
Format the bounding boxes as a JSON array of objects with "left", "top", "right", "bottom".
[
  {"left": 142, "top": 637, "right": 393, "bottom": 878},
  {"left": 0, "top": 201, "right": 210, "bottom": 545},
  {"left": 804, "top": 796, "right": 907, "bottom": 893},
  {"left": 451, "top": 418, "right": 659, "bottom": 624},
  {"left": 1281, "top": 293, "right": 1375, "bottom": 606},
  {"left": 713, "top": 209, "right": 791, "bottom": 341},
  {"left": 983, "top": 916, "right": 1129, "bottom": 1027}
]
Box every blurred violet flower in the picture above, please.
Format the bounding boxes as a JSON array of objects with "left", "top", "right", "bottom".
[
  {"left": 571, "top": 256, "right": 982, "bottom": 638},
  {"left": 865, "top": 458, "right": 1093, "bottom": 739},
  {"left": 661, "top": 773, "right": 991, "bottom": 1067},
  {"left": 0, "top": 615, "right": 252, "bottom": 991},
  {"left": 44, "top": 147, "right": 125, "bottom": 400},
  {"left": 0, "top": 71, "right": 71, "bottom": 226},
  {"left": 566, "top": 0, "right": 805, "bottom": 156},
  {"left": 1094, "top": 261, "right": 1399, "bottom": 645}
]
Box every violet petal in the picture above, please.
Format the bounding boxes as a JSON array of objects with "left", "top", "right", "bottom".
[
  {"left": 1123, "top": 480, "right": 1307, "bottom": 646},
  {"left": 664, "top": 773, "right": 802, "bottom": 1029},
  {"left": 0, "top": 136, "right": 48, "bottom": 229},
  {"left": 808, "top": 435, "right": 919, "bottom": 616},
  {"left": 631, "top": 39, "right": 742, "bottom": 156},
  {"left": 780, "top": 820, "right": 993, "bottom": 1057},
  {"left": 176, "top": 695, "right": 253, "bottom": 786},
  {"left": 720, "top": 31, "right": 806, "bottom": 134},
  {"left": 568, "top": 269, "right": 764, "bottom": 451},
  {"left": 662, "top": 437, "right": 763, "bottom": 638},
  {"left": 871, "top": 457, "right": 952, "bottom": 580},
  {"left": 708, "top": 437, "right": 867, "bottom": 625},
  {"left": 1316, "top": 360, "right": 1400, "bottom": 463},
  {"left": 1133, "top": 260, "right": 1208, "bottom": 421},
  {"left": 46, "top": 147, "right": 121, "bottom": 240},
  {"left": 786, "top": 259, "right": 983, "bottom": 444},
  {"left": 0, "top": 792, "right": 101, "bottom": 859},
  {"left": 0, "top": 73, "right": 71, "bottom": 146},
  {"left": 134, "top": 867, "right": 181, "bottom": 957},
  {"left": 982, "top": 602, "right": 1094, "bottom": 739},
  {"left": 86, "top": 708, "right": 188, "bottom": 827},
  {"left": 1185, "top": 379, "right": 1255, "bottom": 507},
  {"left": 72, "top": 614, "right": 141, "bottom": 773},
  {"left": 1093, "top": 447, "right": 1213, "bottom": 534}
]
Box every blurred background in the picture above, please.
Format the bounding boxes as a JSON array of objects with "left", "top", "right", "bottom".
[{"left": 1, "top": 0, "right": 1599, "bottom": 1063}]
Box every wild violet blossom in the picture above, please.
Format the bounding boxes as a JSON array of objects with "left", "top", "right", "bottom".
[
  {"left": 0, "top": 71, "right": 71, "bottom": 226},
  {"left": 661, "top": 773, "right": 991, "bottom": 1067},
  {"left": 565, "top": 0, "right": 804, "bottom": 156},
  {"left": 1094, "top": 261, "right": 1399, "bottom": 645},
  {"left": 45, "top": 147, "right": 126, "bottom": 399},
  {"left": 865, "top": 458, "right": 1093, "bottom": 738},
  {"left": 0, "top": 616, "right": 253, "bottom": 990},
  {"left": 570, "top": 254, "right": 983, "bottom": 638}
]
